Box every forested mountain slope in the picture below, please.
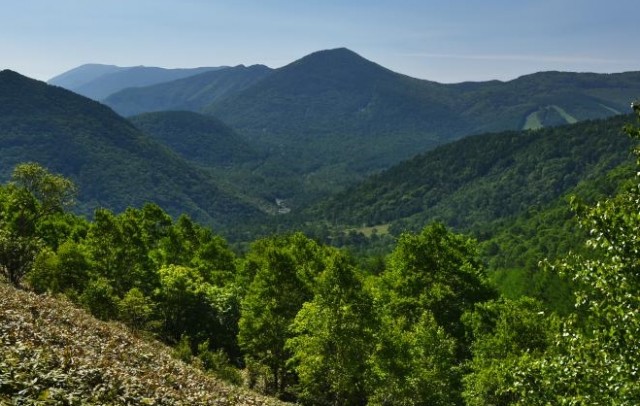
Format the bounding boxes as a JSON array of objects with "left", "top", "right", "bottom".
[
  {"left": 129, "top": 111, "right": 262, "bottom": 168},
  {"left": 0, "top": 70, "right": 263, "bottom": 228},
  {"left": 47, "top": 63, "right": 127, "bottom": 90},
  {"left": 309, "top": 114, "right": 636, "bottom": 233}
]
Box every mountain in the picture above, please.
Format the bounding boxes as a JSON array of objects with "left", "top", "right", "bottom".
[
  {"left": 0, "top": 281, "right": 284, "bottom": 405},
  {"left": 0, "top": 70, "right": 263, "bottom": 229},
  {"left": 49, "top": 65, "right": 225, "bottom": 100},
  {"left": 208, "top": 48, "right": 460, "bottom": 170},
  {"left": 104, "top": 64, "right": 273, "bottom": 116},
  {"left": 202, "top": 48, "right": 640, "bottom": 198},
  {"left": 450, "top": 70, "right": 638, "bottom": 132},
  {"left": 308, "top": 114, "right": 636, "bottom": 233}
]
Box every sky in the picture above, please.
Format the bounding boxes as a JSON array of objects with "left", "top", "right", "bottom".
[{"left": 1, "top": 0, "right": 638, "bottom": 83}]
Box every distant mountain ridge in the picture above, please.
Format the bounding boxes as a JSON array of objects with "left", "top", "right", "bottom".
[
  {"left": 48, "top": 64, "right": 225, "bottom": 100},
  {"left": 106, "top": 65, "right": 273, "bottom": 116},
  {"left": 47, "top": 64, "right": 127, "bottom": 90}
]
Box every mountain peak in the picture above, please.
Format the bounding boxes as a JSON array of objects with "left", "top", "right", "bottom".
[
  {"left": 279, "top": 47, "right": 394, "bottom": 82},
  {"left": 0, "top": 69, "right": 26, "bottom": 79},
  {"left": 48, "top": 64, "right": 129, "bottom": 89},
  {"left": 307, "top": 47, "right": 360, "bottom": 58},
  {"left": 291, "top": 47, "right": 372, "bottom": 66}
]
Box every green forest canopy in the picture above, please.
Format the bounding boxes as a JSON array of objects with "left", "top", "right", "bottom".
[{"left": 2, "top": 113, "right": 640, "bottom": 405}]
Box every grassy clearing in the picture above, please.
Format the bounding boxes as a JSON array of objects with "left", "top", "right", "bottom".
[
  {"left": 349, "top": 223, "right": 391, "bottom": 237},
  {"left": 599, "top": 103, "right": 622, "bottom": 115},
  {"left": 523, "top": 111, "right": 543, "bottom": 130},
  {"left": 551, "top": 105, "right": 578, "bottom": 124}
]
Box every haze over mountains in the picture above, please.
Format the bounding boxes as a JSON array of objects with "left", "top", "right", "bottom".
[
  {"left": 48, "top": 64, "right": 225, "bottom": 101},
  {"left": 107, "top": 64, "right": 272, "bottom": 116}
]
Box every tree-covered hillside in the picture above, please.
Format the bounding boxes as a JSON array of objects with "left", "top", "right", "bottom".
[
  {"left": 310, "top": 114, "right": 635, "bottom": 234},
  {"left": 0, "top": 70, "right": 264, "bottom": 229},
  {"left": 129, "top": 111, "right": 263, "bottom": 168}
]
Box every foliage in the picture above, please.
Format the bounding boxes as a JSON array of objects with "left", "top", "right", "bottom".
[
  {"left": 462, "top": 297, "right": 555, "bottom": 406},
  {"left": 367, "top": 311, "right": 459, "bottom": 406},
  {"left": 0, "top": 230, "right": 42, "bottom": 286},
  {"left": 0, "top": 163, "right": 77, "bottom": 287},
  {"left": 80, "top": 276, "right": 120, "bottom": 320},
  {"left": 11, "top": 162, "right": 77, "bottom": 216},
  {"left": 382, "top": 223, "right": 496, "bottom": 345},
  {"left": 118, "top": 287, "right": 154, "bottom": 331},
  {"left": 286, "top": 251, "right": 376, "bottom": 405},
  {"left": 237, "top": 233, "right": 327, "bottom": 397},
  {"left": 196, "top": 340, "right": 244, "bottom": 386},
  {"left": 27, "top": 241, "right": 90, "bottom": 296},
  {"left": 354, "top": 224, "right": 496, "bottom": 405},
  {"left": 507, "top": 111, "right": 640, "bottom": 404}
]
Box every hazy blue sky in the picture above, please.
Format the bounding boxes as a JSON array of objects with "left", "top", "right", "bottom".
[{"left": 2, "top": 0, "right": 638, "bottom": 83}]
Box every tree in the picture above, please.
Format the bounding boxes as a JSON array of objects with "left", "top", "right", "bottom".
[
  {"left": 118, "top": 287, "right": 154, "bottom": 331},
  {"left": 155, "top": 265, "right": 210, "bottom": 341},
  {"left": 0, "top": 229, "right": 42, "bottom": 286},
  {"left": 80, "top": 276, "right": 119, "bottom": 320},
  {"left": 286, "top": 251, "right": 376, "bottom": 405},
  {"left": 84, "top": 208, "right": 156, "bottom": 296},
  {"left": 11, "top": 162, "right": 76, "bottom": 218},
  {"left": 27, "top": 240, "right": 90, "bottom": 295},
  {"left": 0, "top": 164, "right": 76, "bottom": 286},
  {"left": 367, "top": 311, "right": 459, "bottom": 406},
  {"left": 348, "top": 224, "right": 495, "bottom": 405},
  {"left": 238, "top": 233, "right": 326, "bottom": 397},
  {"left": 462, "top": 298, "right": 554, "bottom": 406},
  {"left": 382, "top": 223, "right": 495, "bottom": 350}
]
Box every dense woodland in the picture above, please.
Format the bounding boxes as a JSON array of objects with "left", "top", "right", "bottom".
[{"left": 2, "top": 111, "right": 640, "bottom": 404}]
